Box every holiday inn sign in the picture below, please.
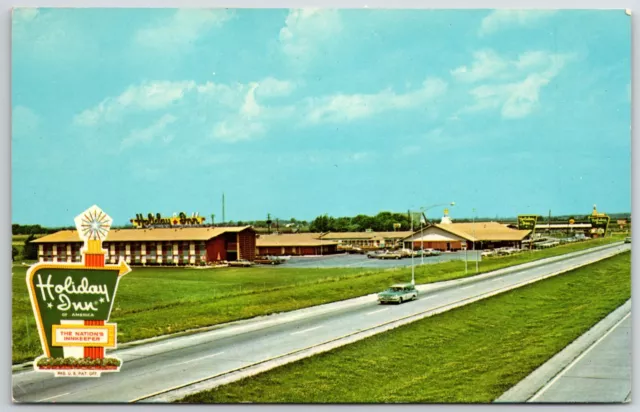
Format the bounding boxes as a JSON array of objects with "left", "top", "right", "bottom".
[{"left": 26, "top": 205, "right": 131, "bottom": 377}]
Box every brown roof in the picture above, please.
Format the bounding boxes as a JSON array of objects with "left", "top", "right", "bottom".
[
  {"left": 32, "top": 226, "right": 254, "bottom": 243},
  {"left": 256, "top": 233, "right": 337, "bottom": 247},
  {"left": 406, "top": 222, "right": 531, "bottom": 242},
  {"left": 320, "top": 231, "right": 413, "bottom": 241}
]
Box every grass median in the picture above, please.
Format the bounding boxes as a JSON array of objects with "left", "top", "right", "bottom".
[
  {"left": 180, "top": 251, "right": 631, "bottom": 404},
  {"left": 11, "top": 235, "right": 623, "bottom": 364}
]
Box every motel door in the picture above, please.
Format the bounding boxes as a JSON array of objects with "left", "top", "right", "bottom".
[{"left": 446, "top": 242, "right": 451, "bottom": 251}]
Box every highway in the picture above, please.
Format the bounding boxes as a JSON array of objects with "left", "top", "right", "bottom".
[
  {"left": 12, "top": 242, "right": 629, "bottom": 403},
  {"left": 529, "top": 313, "right": 631, "bottom": 403}
]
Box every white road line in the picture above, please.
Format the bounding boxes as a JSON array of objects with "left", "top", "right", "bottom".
[
  {"left": 366, "top": 308, "right": 389, "bottom": 316},
  {"left": 37, "top": 392, "right": 70, "bottom": 402},
  {"left": 291, "top": 326, "right": 323, "bottom": 335},
  {"left": 528, "top": 312, "right": 631, "bottom": 402},
  {"left": 171, "top": 352, "right": 225, "bottom": 367}
]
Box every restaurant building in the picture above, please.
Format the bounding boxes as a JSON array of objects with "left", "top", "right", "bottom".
[
  {"left": 32, "top": 226, "right": 256, "bottom": 265},
  {"left": 256, "top": 233, "right": 339, "bottom": 256},
  {"left": 403, "top": 221, "right": 531, "bottom": 251}
]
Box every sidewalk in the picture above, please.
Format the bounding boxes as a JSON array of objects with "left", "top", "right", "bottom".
[{"left": 495, "top": 299, "right": 631, "bottom": 403}]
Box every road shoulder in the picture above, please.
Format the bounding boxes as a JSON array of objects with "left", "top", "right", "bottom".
[{"left": 494, "top": 298, "right": 631, "bottom": 403}]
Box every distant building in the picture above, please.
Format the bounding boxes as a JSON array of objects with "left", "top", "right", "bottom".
[
  {"left": 319, "top": 231, "right": 414, "bottom": 249},
  {"left": 32, "top": 226, "right": 256, "bottom": 265},
  {"left": 403, "top": 221, "right": 531, "bottom": 251},
  {"left": 256, "top": 233, "right": 338, "bottom": 256}
]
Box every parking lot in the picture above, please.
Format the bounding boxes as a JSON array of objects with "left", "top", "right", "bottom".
[{"left": 262, "top": 251, "right": 482, "bottom": 269}]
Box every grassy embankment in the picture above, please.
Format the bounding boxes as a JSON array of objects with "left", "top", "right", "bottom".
[
  {"left": 180, "top": 251, "right": 631, "bottom": 404},
  {"left": 12, "top": 235, "right": 624, "bottom": 364}
]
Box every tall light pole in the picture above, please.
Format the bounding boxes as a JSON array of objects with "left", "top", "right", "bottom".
[
  {"left": 410, "top": 216, "right": 415, "bottom": 285},
  {"left": 418, "top": 202, "right": 455, "bottom": 265},
  {"left": 409, "top": 202, "right": 455, "bottom": 285},
  {"left": 473, "top": 208, "right": 478, "bottom": 273}
]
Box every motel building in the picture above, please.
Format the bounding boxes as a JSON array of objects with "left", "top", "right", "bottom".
[
  {"left": 255, "top": 233, "right": 339, "bottom": 256},
  {"left": 318, "top": 231, "right": 414, "bottom": 249},
  {"left": 403, "top": 213, "right": 531, "bottom": 252},
  {"left": 33, "top": 226, "right": 256, "bottom": 266}
]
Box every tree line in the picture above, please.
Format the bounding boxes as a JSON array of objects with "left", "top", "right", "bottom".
[{"left": 308, "top": 212, "right": 419, "bottom": 233}]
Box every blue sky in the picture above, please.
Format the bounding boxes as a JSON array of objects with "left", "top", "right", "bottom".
[{"left": 12, "top": 8, "right": 631, "bottom": 226}]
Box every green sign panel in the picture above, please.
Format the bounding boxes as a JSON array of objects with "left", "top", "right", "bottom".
[
  {"left": 28, "top": 266, "right": 124, "bottom": 358},
  {"left": 518, "top": 215, "right": 539, "bottom": 231},
  {"left": 589, "top": 215, "right": 611, "bottom": 233}
]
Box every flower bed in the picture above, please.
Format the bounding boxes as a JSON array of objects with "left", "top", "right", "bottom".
[
  {"left": 36, "top": 356, "right": 121, "bottom": 370},
  {"left": 38, "top": 365, "right": 119, "bottom": 370}
]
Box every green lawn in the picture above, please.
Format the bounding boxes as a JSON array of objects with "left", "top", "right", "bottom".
[
  {"left": 180, "top": 251, "right": 631, "bottom": 404},
  {"left": 11, "top": 235, "right": 624, "bottom": 364}
]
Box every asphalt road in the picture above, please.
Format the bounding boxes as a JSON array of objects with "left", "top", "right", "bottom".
[{"left": 12, "top": 243, "right": 629, "bottom": 403}]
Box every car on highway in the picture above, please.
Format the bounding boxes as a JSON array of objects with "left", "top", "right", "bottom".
[
  {"left": 624, "top": 236, "right": 631, "bottom": 243},
  {"left": 377, "top": 283, "right": 418, "bottom": 304}
]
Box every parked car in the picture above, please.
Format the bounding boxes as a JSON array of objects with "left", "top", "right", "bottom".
[
  {"left": 228, "top": 259, "right": 253, "bottom": 267},
  {"left": 378, "top": 283, "right": 418, "bottom": 304},
  {"left": 255, "top": 256, "right": 284, "bottom": 265},
  {"left": 377, "top": 251, "right": 403, "bottom": 260},
  {"left": 481, "top": 250, "right": 495, "bottom": 258},
  {"left": 399, "top": 249, "right": 415, "bottom": 257},
  {"left": 367, "top": 250, "right": 384, "bottom": 259},
  {"left": 624, "top": 236, "right": 631, "bottom": 244},
  {"left": 423, "top": 248, "right": 441, "bottom": 256}
]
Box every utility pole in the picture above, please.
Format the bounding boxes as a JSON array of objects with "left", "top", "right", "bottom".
[
  {"left": 211, "top": 213, "right": 215, "bottom": 226},
  {"left": 411, "top": 215, "right": 415, "bottom": 285},
  {"left": 222, "top": 193, "right": 226, "bottom": 224},
  {"left": 473, "top": 208, "right": 478, "bottom": 273}
]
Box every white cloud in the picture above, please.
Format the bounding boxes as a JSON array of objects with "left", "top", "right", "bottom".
[
  {"left": 279, "top": 9, "right": 342, "bottom": 64},
  {"left": 451, "top": 50, "right": 510, "bottom": 83},
  {"left": 463, "top": 52, "right": 574, "bottom": 118},
  {"left": 479, "top": 10, "right": 556, "bottom": 36},
  {"left": 305, "top": 78, "right": 447, "bottom": 124},
  {"left": 212, "top": 119, "right": 266, "bottom": 142},
  {"left": 349, "top": 152, "right": 371, "bottom": 162},
  {"left": 12, "top": 7, "right": 39, "bottom": 23},
  {"left": 74, "top": 81, "right": 195, "bottom": 126},
  {"left": 241, "top": 83, "right": 261, "bottom": 116},
  {"left": 256, "top": 77, "right": 295, "bottom": 97},
  {"left": 120, "top": 114, "right": 177, "bottom": 150},
  {"left": 12, "top": 8, "right": 99, "bottom": 63},
  {"left": 210, "top": 82, "right": 295, "bottom": 142},
  {"left": 134, "top": 9, "right": 233, "bottom": 51}
]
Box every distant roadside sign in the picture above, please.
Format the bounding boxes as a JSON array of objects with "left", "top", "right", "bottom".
[
  {"left": 589, "top": 215, "right": 611, "bottom": 234},
  {"left": 518, "top": 215, "right": 539, "bottom": 231}
]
